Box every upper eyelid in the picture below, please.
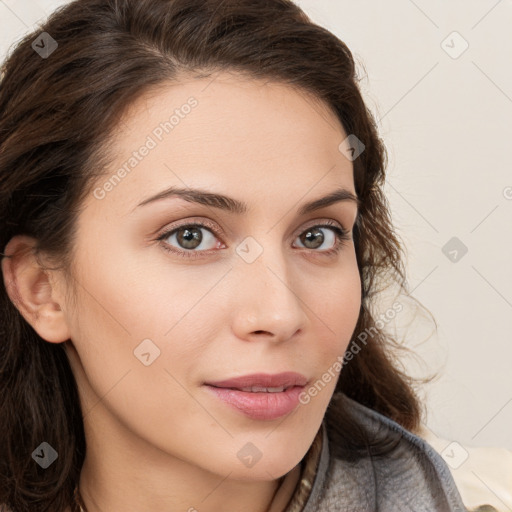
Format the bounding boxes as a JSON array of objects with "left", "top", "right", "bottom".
[
  {"left": 158, "top": 217, "right": 349, "bottom": 240},
  {"left": 164, "top": 219, "right": 224, "bottom": 243}
]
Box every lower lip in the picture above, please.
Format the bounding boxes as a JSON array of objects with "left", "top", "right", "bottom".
[{"left": 204, "top": 385, "right": 304, "bottom": 420}]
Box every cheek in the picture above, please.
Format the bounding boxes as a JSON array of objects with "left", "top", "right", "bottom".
[
  {"left": 70, "top": 233, "right": 207, "bottom": 338},
  {"left": 306, "top": 263, "right": 360, "bottom": 404},
  {"left": 297, "top": 261, "right": 361, "bottom": 407},
  {"left": 316, "top": 254, "right": 361, "bottom": 345},
  {"left": 66, "top": 268, "right": 207, "bottom": 445},
  {"left": 66, "top": 240, "right": 222, "bottom": 398}
]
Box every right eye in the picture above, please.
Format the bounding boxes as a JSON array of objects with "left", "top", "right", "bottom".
[{"left": 157, "top": 221, "right": 226, "bottom": 258}]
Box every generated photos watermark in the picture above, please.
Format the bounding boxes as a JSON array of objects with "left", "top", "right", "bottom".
[
  {"left": 299, "top": 301, "right": 403, "bottom": 404},
  {"left": 93, "top": 97, "right": 199, "bottom": 200}
]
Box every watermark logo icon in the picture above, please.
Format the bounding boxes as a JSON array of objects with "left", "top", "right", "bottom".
[
  {"left": 442, "top": 237, "right": 468, "bottom": 263},
  {"left": 237, "top": 442, "right": 262, "bottom": 468},
  {"left": 32, "top": 32, "right": 58, "bottom": 59},
  {"left": 32, "top": 442, "right": 58, "bottom": 469},
  {"left": 236, "top": 236, "right": 263, "bottom": 264},
  {"left": 441, "top": 31, "right": 469, "bottom": 59},
  {"left": 134, "top": 338, "right": 161, "bottom": 366},
  {"left": 338, "top": 134, "right": 365, "bottom": 161},
  {"left": 441, "top": 441, "right": 469, "bottom": 469}
]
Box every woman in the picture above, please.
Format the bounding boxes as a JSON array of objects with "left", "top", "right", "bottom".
[{"left": 0, "top": 0, "right": 469, "bottom": 510}]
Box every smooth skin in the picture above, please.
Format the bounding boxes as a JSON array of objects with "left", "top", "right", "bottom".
[{"left": 2, "top": 71, "right": 361, "bottom": 512}]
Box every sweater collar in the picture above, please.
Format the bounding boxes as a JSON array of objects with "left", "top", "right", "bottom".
[{"left": 282, "top": 421, "right": 330, "bottom": 512}]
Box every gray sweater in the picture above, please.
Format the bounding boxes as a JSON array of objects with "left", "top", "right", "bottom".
[{"left": 301, "top": 393, "right": 468, "bottom": 512}]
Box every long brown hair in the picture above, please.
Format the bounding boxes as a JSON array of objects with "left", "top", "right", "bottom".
[{"left": 0, "top": 0, "right": 431, "bottom": 509}]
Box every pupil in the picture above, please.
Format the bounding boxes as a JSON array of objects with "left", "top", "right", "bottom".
[
  {"left": 178, "top": 227, "right": 202, "bottom": 249},
  {"left": 303, "top": 228, "right": 323, "bottom": 249}
]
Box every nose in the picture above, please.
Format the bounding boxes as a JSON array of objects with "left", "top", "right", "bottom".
[{"left": 229, "top": 245, "right": 308, "bottom": 343}]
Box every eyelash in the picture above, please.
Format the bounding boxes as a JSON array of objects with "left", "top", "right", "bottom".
[{"left": 156, "top": 219, "right": 352, "bottom": 260}]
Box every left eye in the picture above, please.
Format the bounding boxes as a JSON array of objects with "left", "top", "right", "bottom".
[{"left": 295, "top": 225, "right": 338, "bottom": 251}]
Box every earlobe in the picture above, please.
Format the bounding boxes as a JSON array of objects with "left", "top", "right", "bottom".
[{"left": 1, "top": 235, "right": 71, "bottom": 344}]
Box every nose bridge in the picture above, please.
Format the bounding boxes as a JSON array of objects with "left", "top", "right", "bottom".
[{"left": 230, "top": 233, "right": 307, "bottom": 339}]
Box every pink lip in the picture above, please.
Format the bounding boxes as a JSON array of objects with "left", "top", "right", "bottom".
[
  {"left": 203, "top": 372, "right": 308, "bottom": 421},
  {"left": 204, "top": 372, "right": 308, "bottom": 389}
]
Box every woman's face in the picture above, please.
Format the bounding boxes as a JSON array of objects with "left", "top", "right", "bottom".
[{"left": 62, "top": 71, "right": 361, "bottom": 484}]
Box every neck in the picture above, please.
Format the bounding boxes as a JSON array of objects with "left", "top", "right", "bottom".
[
  {"left": 76, "top": 461, "right": 301, "bottom": 512},
  {"left": 75, "top": 408, "right": 302, "bottom": 512}
]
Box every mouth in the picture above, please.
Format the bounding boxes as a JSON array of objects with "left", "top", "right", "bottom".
[
  {"left": 204, "top": 371, "right": 308, "bottom": 390},
  {"left": 203, "top": 372, "right": 308, "bottom": 420},
  {"left": 215, "top": 385, "right": 294, "bottom": 393}
]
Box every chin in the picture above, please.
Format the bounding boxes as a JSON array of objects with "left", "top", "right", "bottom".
[{"left": 240, "top": 446, "right": 304, "bottom": 480}]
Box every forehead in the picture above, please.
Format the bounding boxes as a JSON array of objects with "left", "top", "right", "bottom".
[{"left": 87, "top": 71, "right": 355, "bottom": 213}]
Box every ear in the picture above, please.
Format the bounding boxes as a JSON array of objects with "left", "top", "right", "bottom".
[{"left": 1, "top": 235, "right": 71, "bottom": 343}]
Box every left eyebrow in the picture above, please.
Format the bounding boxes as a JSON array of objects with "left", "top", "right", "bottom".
[
  {"left": 298, "top": 188, "right": 360, "bottom": 215},
  {"left": 133, "top": 186, "right": 360, "bottom": 215}
]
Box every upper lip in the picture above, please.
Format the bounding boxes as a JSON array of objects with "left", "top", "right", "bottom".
[{"left": 205, "top": 372, "right": 308, "bottom": 390}]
